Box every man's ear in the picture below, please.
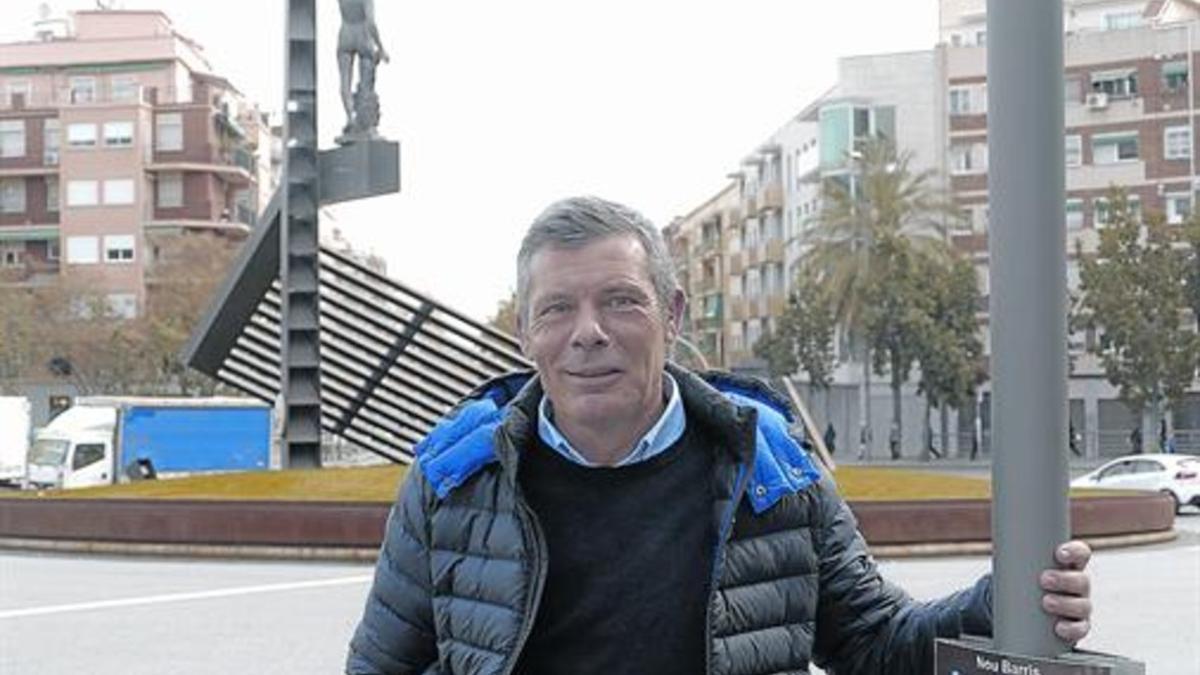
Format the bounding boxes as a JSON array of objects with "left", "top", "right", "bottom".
[{"left": 666, "top": 288, "right": 686, "bottom": 340}]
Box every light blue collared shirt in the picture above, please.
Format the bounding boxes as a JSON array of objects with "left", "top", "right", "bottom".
[{"left": 537, "top": 373, "right": 686, "bottom": 467}]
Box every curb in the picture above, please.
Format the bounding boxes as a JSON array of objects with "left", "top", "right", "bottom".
[
  {"left": 869, "top": 529, "right": 1179, "bottom": 559},
  {"left": 1, "top": 529, "right": 1179, "bottom": 563}
]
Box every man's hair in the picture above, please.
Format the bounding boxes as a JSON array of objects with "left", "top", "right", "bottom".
[{"left": 516, "top": 196, "right": 680, "bottom": 331}]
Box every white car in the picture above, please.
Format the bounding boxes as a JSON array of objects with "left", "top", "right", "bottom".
[{"left": 1071, "top": 453, "right": 1200, "bottom": 513}]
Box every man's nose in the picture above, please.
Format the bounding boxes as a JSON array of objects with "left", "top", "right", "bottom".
[{"left": 569, "top": 305, "right": 610, "bottom": 349}]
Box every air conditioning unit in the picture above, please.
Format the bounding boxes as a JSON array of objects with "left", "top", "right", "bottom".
[{"left": 1085, "top": 92, "right": 1109, "bottom": 110}]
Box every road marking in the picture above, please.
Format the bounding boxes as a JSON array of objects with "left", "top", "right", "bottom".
[{"left": 0, "top": 574, "right": 373, "bottom": 620}]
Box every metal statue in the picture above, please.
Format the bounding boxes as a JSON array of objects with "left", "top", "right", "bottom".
[{"left": 336, "top": 0, "right": 389, "bottom": 145}]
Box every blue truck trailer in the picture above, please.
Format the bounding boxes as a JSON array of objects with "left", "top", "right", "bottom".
[{"left": 26, "top": 397, "right": 273, "bottom": 490}]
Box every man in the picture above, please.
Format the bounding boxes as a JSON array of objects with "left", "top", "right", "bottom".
[
  {"left": 347, "top": 197, "right": 1092, "bottom": 674},
  {"left": 336, "top": 0, "right": 388, "bottom": 142}
]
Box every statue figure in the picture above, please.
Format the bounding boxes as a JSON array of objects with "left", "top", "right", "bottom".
[{"left": 336, "top": 0, "right": 389, "bottom": 145}]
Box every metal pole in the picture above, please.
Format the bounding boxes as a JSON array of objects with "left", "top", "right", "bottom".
[
  {"left": 987, "top": 0, "right": 1069, "bottom": 657},
  {"left": 281, "top": 0, "right": 323, "bottom": 468}
]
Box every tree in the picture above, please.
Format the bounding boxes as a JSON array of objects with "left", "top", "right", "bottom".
[
  {"left": 913, "top": 255, "right": 986, "bottom": 460},
  {"left": 801, "top": 136, "right": 960, "bottom": 458},
  {"left": 488, "top": 289, "right": 519, "bottom": 337},
  {"left": 755, "top": 274, "right": 835, "bottom": 388},
  {"left": 1073, "top": 189, "right": 1200, "bottom": 451},
  {"left": 0, "top": 287, "right": 45, "bottom": 390}
]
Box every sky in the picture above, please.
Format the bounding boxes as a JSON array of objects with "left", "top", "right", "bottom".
[{"left": 2, "top": 0, "right": 940, "bottom": 320}]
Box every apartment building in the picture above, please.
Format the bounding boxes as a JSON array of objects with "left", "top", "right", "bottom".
[
  {"left": 0, "top": 9, "right": 275, "bottom": 317},
  {"left": 941, "top": 0, "right": 1200, "bottom": 455}
]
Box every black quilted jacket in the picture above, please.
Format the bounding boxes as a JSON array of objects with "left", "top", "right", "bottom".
[{"left": 347, "top": 366, "right": 993, "bottom": 674}]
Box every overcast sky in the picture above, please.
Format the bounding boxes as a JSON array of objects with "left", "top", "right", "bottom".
[{"left": 3, "top": 1, "right": 939, "bottom": 320}]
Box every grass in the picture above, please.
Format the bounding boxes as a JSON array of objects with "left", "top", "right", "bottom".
[{"left": 1, "top": 465, "right": 1121, "bottom": 503}]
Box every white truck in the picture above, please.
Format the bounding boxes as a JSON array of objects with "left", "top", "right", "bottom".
[
  {"left": 0, "top": 396, "right": 32, "bottom": 487},
  {"left": 25, "top": 396, "right": 272, "bottom": 490}
]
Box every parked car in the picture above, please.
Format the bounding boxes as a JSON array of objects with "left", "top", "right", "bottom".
[{"left": 1071, "top": 453, "right": 1200, "bottom": 514}]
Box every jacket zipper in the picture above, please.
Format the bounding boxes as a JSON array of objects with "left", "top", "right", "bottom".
[
  {"left": 500, "top": 484, "right": 548, "bottom": 675},
  {"left": 705, "top": 460, "right": 751, "bottom": 675}
]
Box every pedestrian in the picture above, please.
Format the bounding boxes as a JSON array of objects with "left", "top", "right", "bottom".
[
  {"left": 889, "top": 421, "right": 901, "bottom": 460},
  {"left": 346, "top": 196, "right": 1094, "bottom": 674},
  {"left": 1130, "top": 426, "right": 1143, "bottom": 454},
  {"left": 823, "top": 421, "right": 836, "bottom": 456},
  {"left": 1069, "top": 422, "right": 1082, "bottom": 457},
  {"left": 1158, "top": 419, "right": 1168, "bottom": 453}
]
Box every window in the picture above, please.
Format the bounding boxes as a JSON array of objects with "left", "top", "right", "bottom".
[
  {"left": 975, "top": 30, "right": 987, "bottom": 46},
  {"left": 1094, "top": 197, "right": 1140, "bottom": 227},
  {"left": 950, "top": 143, "right": 985, "bottom": 174},
  {"left": 46, "top": 239, "right": 59, "bottom": 261},
  {"left": 72, "top": 443, "right": 105, "bottom": 470},
  {"left": 67, "top": 180, "right": 98, "bottom": 207},
  {"left": 1, "top": 244, "right": 22, "bottom": 267},
  {"left": 1103, "top": 11, "right": 1142, "bottom": 30},
  {"left": 67, "top": 123, "right": 97, "bottom": 148},
  {"left": 104, "top": 235, "right": 135, "bottom": 263},
  {"left": 5, "top": 79, "right": 31, "bottom": 107},
  {"left": 950, "top": 33, "right": 963, "bottom": 47},
  {"left": 106, "top": 293, "right": 138, "bottom": 319},
  {"left": 66, "top": 236, "right": 99, "bottom": 264},
  {"left": 110, "top": 75, "right": 138, "bottom": 102},
  {"left": 46, "top": 176, "right": 58, "bottom": 212},
  {"left": 0, "top": 178, "right": 25, "bottom": 213},
  {"left": 949, "top": 88, "right": 971, "bottom": 115},
  {"left": 0, "top": 119, "right": 25, "bottom": 158},
  {"left": 1065, "top": 135, "right": 1082, "bottom": 167},
  {"left": 157, "top": 172, "right": 183, "bottom": 208},
  {"left": 1092, "top": 132, "right": 1138, "bottom": 164},
  {"left": 1091, "top": 70, "right": 1137, "bottom": 99},
  {"left": 69, "top": 77, "right": 96, "bottom": 104},
  {"left": 43, "top": 119, "right": 60, "bottom": 164},
  {"left": 1164, "top": 126, "right": 1191, "bottom": 160},
  {"left": 156, "top": 113, "right": 183, "bottom": 151},
  {"left": 1066, "top": 199, "right": 1084, "bottom": 230},
  {"left": 1166, "top": 193, "right": 1192, "bottom": 225},
  {"left": 102, "top": 179, "right": 134, "bottom": 205},
  {"left": 103, "top": 121, "right": 134, "bottom": 147},
  {"left": 1163, "top": 60, "right": 1189, "bottom": 93}
]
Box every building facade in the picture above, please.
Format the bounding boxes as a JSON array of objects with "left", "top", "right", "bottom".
[{"left": 0, "top": 9, "right": 275, "bottom": 316}]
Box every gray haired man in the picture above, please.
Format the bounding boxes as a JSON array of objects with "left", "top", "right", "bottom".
[{"left": 347, "top": 196, "right": 1092, "bottom": 674}]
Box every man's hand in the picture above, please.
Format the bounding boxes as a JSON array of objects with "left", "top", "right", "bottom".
[{"left": 1039, "top": 540, "right": 1092, "bottom": 644}]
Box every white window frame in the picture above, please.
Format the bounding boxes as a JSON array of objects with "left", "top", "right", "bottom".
[
  {"left": 67, "top": 123, "right": 97, "bottom": 149},
  {"left": 1104, "top": 11, "right": 1142, "bottom": 31},
  {"left": 1065, "top": 135, "right": 1082, "bottom": 167},
  {"left": 102, "top": 179, "right": 135, "bottom": 206},
  {"left": 0, "top": 119, "right": 26, "bottom": 158},
  {"left": 69, "top": 76, "right": 96, "bottom": 104},
  {"left": 1066, "top": 199, "right": 1084, "bottom": 230},
  {"left": 43, "top": 118, "right": 60, "bottom": 165},
  {"left": 1166, "top": 193, "right": 1192, "bottom": 225},
  {"left": 66, "top": 235, "right": 99, "bottom": 264},
  {"left": 949, "top": 87, "right": 971, "bottom": 115},
  {"left": 103, "top": 121, "right": 134, "bottom": 148},
  {"left": 1093, "top": 197, "right": 1141, "bottom": 228},
  {"left": 46, "top": 176, "right": 58, "bottom": 212},
  {"left": 0, "top": 178, "right": 26, "bottom": 214},
  {"left": 155, "top": 112, "right": 183, "bottom": 152},
  {"left": 1092, "top": 132, "right": 1139, "bottom": 164},
  {"left": 157, "top": 172, "right": 184, "bottom": 208},
  {"left": 46, "top": 238, "right": 60, "bottom": 261},
  {"left": 1164, "top": 126, "right": 1191, "bottom": 161},
  {"left": 0, "top": 243, "right": 23, "bottom": 267},
  {"left": 66, "top": 180, "right": 99, "bottom": 207},
  {"left": 110, "top": 75, "right": 138, "bottom": 102},
  {"left": 103, "top": 234, "right": 135, "bottom": 263},
  {"left": 1091, "top": 70, "right": 1137, "bottom": 99}
]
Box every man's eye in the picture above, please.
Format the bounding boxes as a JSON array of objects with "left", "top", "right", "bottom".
[
  {"left": 608, "top": 296, "right": 637, "bottom": 308},
  {"left": 539, "top": 303, "right": 568, "bottom": 316}
]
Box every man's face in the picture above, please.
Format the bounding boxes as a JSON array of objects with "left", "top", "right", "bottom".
[{"left": 521, "top": 235, "right": 682, "bottom": 433}]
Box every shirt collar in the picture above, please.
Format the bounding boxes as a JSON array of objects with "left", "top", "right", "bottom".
[{"left": 537, "top": 372, "right": 686, "bottom": 467}]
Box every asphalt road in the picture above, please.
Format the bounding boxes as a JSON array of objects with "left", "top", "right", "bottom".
[{"left": 2, "top": 514, "right": 1197, "bottom": 674}]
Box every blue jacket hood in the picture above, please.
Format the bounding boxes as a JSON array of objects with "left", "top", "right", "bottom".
[{"left": 415, "top": 369, "right": 822, "bottom": 514}]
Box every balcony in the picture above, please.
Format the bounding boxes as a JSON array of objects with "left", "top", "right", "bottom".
[
  {"left": 758, "top": 183, "right": 783, "bottom": 212},
  {"left": 764, "top": 238, "right": 785, "bottom": 263}
]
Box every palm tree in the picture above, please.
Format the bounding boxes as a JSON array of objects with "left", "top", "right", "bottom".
[{"left": 800, "top": 136, "right": 960, "bottom": 460}]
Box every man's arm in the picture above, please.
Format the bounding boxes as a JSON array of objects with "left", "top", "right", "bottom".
[
  {"left": 809, "top": 474, "right": 992, "bottom": 674},
  {"left": 364, "top": 0, "right": 388, "bottom": 62},
  {"left": 346, "top": 464, "right": 438, "bottom": 674}
]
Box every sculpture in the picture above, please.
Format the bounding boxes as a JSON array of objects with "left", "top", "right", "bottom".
[{"left": 336, "top": 0, "right": 389, "bottom": 145}]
